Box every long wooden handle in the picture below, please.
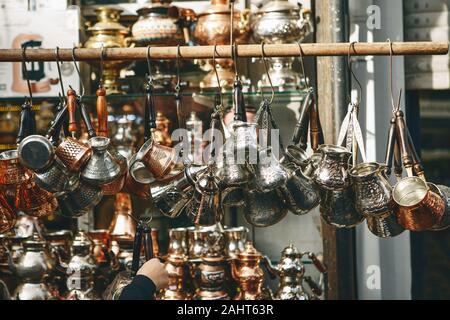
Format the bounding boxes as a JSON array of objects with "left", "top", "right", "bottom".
[
  {"left": 96, "top": 87, "right": 108, "bottom": 137},
  {"left": 67, "top": 88, "right": 77, "bottom": 136},
  {"left": 394, "top": 110, "right": 413, "bottom": 177},
  {"left": 309, "top": 95, "right": 320, "bottom": 152}
]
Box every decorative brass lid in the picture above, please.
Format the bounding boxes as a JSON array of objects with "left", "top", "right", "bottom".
[{"left": 88, "top": 7, "right": 128, "bottom": 34}]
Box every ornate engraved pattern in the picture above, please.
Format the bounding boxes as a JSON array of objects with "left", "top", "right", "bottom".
[{"left": 244, "top": 189, "right": 288, "bottom": 227}]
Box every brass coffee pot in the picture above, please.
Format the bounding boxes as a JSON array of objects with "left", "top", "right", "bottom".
[
  {"left": 230, "top": 242, "right": 272, "bottom": 300},
  {"left": 84, "top": 7, "right": 131, "bottom": 93},
  {"left": 159, "top": 228, "right": 191, "bottom": 300}
]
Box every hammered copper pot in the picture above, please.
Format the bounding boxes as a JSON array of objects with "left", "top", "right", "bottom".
[
  {"left": 0, "top": 150, "right": 29, "bottom": 186},
  {"left": 0, "top": 192, "right": 16, "bottom": 234},
  {"left": 393, "top": 177, "right": 445, "bottom": 231},
  {"left": 429, "top": 184, "right": 450, "bottom": 231},
  {"left": 55, "top": 137, "right": 92, "bottom": 173},
  {"left": 15, "top": 178, "right": 58, "bottom": 218}
]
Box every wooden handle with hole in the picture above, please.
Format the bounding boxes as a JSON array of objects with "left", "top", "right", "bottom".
[
  {"left": 96, "top": 87, "right": 108, "bottom": 137},
  {"left": 67, "top": 88, "right": 77, "bottom": 135}
]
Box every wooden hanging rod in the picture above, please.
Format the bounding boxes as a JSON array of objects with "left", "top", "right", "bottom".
[{"left": 0, "top": 42, "right": 447, "bottom": 62}]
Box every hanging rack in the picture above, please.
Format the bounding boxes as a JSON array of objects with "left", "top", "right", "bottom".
[{"left": 0, "top": 42, "right": 447, "bottom": 62}]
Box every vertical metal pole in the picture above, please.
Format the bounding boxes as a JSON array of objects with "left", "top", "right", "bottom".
[{"left": 315, "top": 0, "right": 357, "bottom": 299}]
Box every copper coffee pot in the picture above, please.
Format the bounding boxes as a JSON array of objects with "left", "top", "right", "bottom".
[
  {"left": 194, "top": 230, "right": 229, "bottom": 300},
  {"left": 159, "top": 228, "right": 191, "bottom": 300},
  {"left": 109, "top": 193, "right": 136, "bottom": 241},
  {"left": 230, "top": 241, "right": 272, "bottom": 300}
]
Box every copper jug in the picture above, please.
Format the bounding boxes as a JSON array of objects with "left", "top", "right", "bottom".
[
  {"left": 159, "top": 232, "right": 191, "bottom": 301},
  {"left": 224, "top": 226, "right": 248, "bottom": 259},
  {"left": 429, "top": 184, "right": 450, "bottom": 231},
  {"left": 231, "top": 242, "right": 272, "bottom": 300},
  {"left": 109, "top": 193, "right": 136, "bottom": 241}
]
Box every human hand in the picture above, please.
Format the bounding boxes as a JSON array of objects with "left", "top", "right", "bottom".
[{"left": 137, "top": 258, "right": 169, "bottom": 290}]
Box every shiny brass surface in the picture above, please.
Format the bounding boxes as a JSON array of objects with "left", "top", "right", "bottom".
[
  {"left": 109, "top": 193, "right": 136, "bottom": 241},
  {"left": 84, "top": 7, "right": 131, "bottom": 93}
]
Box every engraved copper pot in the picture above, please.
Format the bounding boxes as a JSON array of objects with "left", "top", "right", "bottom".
[
  {"left": 194, "top": 0, "right": 250, "bottom": 46},
  {"left": 34, "top": 157, "right": 78, "bottom": 194},
  {"left": 135, "top": 139, "right": 177, "bottom": 180},
  {"left": 125, "top": 153, "right": 154, "bottom": 199},
  {"left": 195, "top": 255, "right": 229, "bottom": 300},
  {"left": 56, "top": 180, "right": 103, "bottom": 218},
  {"left": 254, "top": 147, "right": 289, "bottom": 192},
  {"left": 393, "top": 177, "right": 445, "bottom": 231},
  {"left": 429, "top": 184, "right": 450, "bottom": 231},
  {"left": 15, "top": 177, "right": 58, "bottom": 218},
  {"left": 55, "top": 137, "right": 92, "bottom": 173},
  {"left": 366, "top": 209, "right": 405, "bottom": 238},
  {"left": 0, "top": 150, "right": 29, "bottom": 186},
  {"left": 231, "top": 242, "right": 271, "bottom": 300},
  {"left": 187, "top": 226, "right": 209, "bottom": 259},
  {"left": 0, "top": 191, "right": 16, "bottom": 234}
]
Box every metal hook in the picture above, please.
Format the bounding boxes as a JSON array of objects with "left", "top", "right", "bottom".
[
  {"left": 99, "top": 45, "right": 105, "bottom": 89},
  {"left": 146, "top": 45, "right": 153, "bottom": 84},
  {"left": 261, "top": 42, "right": 275, "bottom": 104},
  {"left": 175, "top": 45, "right": 181, "bottom": 94},
  {"left": 347, "top": 41, "right": 363, "bottom": 106},
  {"left": 387, "top": 39, "right": 397, "bottom": 111},
  {"left": 72, "top": 47, "right": 85, "bottom": 101},
  {"left": 55, "top": 47, "right": 65, "bottom": 105},
  {"left": 22, "top": 46, "right": 33, "bottom": 105},
  {"left": 212, "top": 43, "right": 224, "bottom": 110},
  {"left": 297, "top": 40, "right": 309, "bottom": 88}
]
